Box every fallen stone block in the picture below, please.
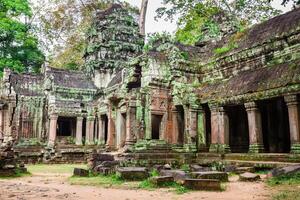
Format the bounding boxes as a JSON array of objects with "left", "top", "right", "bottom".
[
  {"left": 117, "top": 167, "right": 149, "bottom": 181},
  {"left": 239, "top": 172, "right": 261, "bottom": 182},
  {"left": 184, "top": 179, "right": 222, "bottom": 191},
  {"left": 269, "top": 165, "right": 300, "bottom": 177},
  {"left": 235, "top": 167, "right": 255, "bottom": 174},
  {"left": 163, "top": 164, "right": 172, "bottom": 170},
  {"left": 73, "top": 168, "right": 89, "bottom": 177},
  {"left": 190, "top": 171, "right": 228, "bottom": 182},
  {"left": 150, "top": 176, "right": 174, "bottom": 186},
  {"left": 160, "top": 170, "right": 187, "bottom": 182}
]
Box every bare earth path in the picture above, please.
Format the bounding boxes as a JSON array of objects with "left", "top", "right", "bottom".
[{"left": 0, "top": 170, "right": 272, "bottom": 200}]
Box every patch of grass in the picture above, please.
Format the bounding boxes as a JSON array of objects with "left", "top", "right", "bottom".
[
  {"left": 267, "top": 173, "right": 300, "bottom": 186},
  {"left": 138, "top": 179, "right": 156, "bottom": 190},
  {"left": 0, "top": 169, "right": 31, "bottom": 179},
  {"left": 267, "top": 173, "right": 300, "bottom": 200},
  {"left": 150, "top": 169, "right": 159, "bottom": 177},
  {"left": 69, "top": 173, "right": 124, "bottom": 187},
  {"left": 273, "top": 191, "right": 300, "bottom": 200},
  {"left": 27, "top": 164, "right": 87, "bottom": 174}
]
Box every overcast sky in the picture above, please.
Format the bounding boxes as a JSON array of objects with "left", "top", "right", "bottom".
[{"left": 124, "top": 0, "right": 293, "bottom": 35}]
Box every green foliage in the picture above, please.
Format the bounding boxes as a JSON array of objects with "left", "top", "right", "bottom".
[
  {"left": 15, "top": 138, "right": 43, "bottom": 147},
  {"left": 150, "top": 169, "right": 160, "bottom": 177},
  {"left": 157, "top": 0, "right": 281, "bottom": 45},
  {"left": 214, "top": 42, "right": 238, "bottom": 55},
  {"left": 210, "top": 161, "right": 225, "bottom": 171},
  {"left": 0, "top": 0, "right": 44, "bottom": 74},
  {"left": 180, "top": 164, "right": 190, "bottom": 172}
]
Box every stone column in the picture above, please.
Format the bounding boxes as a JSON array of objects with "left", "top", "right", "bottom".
[
  {"left": 75, "top": 116, "right": 83, "bottom": 145},
  {"left": 85, "top": 116, "right": 95, "bottom": 145},
  {"left": 0, "top": 107, "right": 3, "bottom": 141},
  {"left": 209, "top": 106, "right": 230, "bottom": 153},
  {"left": 48, "top": 114, "right": 58, "bottom": 147},
  {"left": 125, "top": 101, "right": 137, "bottom": 148},
  {"left": 98, "top": 116, "right": 105, "bottom": 145},
  {"left": 197, "top": 107, "right": 207, "bottom": 152},
  {"left": 245, "top": 102, "right": 264, "bottom": 153},
  {"left": 284, "top": 95, "right": 300, "bottom": 153},
  {"left": 184, "top": 107, "right": 198, "bottom": 152},
  {"left": 106, "top": 104, "right": 115, "bottom": 149}
]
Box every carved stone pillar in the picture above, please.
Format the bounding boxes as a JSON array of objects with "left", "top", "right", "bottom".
[
  {"left": 98, "top": 116, "right": 105, "bottom": 145},
  {"left": 75, "top": 116, "right": 83, "bottom": 145},
  {"left": 106, "top": 104, "right": 115, "bottom": 149},
  {"left": 125, "top": 101, "right": 137, "bottom": 148},
  {"left": 245, "top": 102, "right": 264, "bottom": 153},
  {"left": 0, "top": 106, "right": 3, "bottom": 141},
  {"left": 284, "top": 95, "right": 300, "bottom": 153},
  {"left": 48, "top": 114, "right": 58, "bottom": 147},
  {"left": 85, "top": 116, "right": 95, "bottom": 145},
  {"left": 197, "top": 107, "right": 207, "bottom": 152},
  {"left": 209, "top": 106, "right": 230, "bottom": 153},
  {"left": 183, "top": 107, "right": 198, "bottom": 152}
]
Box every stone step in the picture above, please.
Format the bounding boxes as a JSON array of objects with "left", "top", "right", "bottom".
[
  {"left": 117, "top": 167, "right": 149, "bottom": 181},
  {"left": 235, "top": 167, "right": 255, "bottom": 174},
  {"left": 183, "top": 179, "right": 221, "bottom": 191},
  {"left": 239, "top": 172, "right": 261, "bottom": 182},
  {"left": 190, "top": 171, "right": 228, "bottom": 182},
  {"left": 150, "top": 176, "right": 174, "bottom": 186}
]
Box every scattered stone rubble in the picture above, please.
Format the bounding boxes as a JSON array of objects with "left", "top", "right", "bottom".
[{"left": 0, "top": 138, "right": 27, "bottom": 176}]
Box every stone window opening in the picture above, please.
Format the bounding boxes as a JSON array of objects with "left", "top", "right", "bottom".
[
  {"left": 226, "top": 105, "right": 250, "bottom": 153},
  {"left": 151, "top": 114, "right": 163, "bottom": 140},
  {"left": 258, "top": 97, "right": 291, "bottom": 153}
]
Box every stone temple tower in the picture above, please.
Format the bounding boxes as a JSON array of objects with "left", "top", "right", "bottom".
[{"left": 84, "top": 4, "right": 144, "bottom": 89}]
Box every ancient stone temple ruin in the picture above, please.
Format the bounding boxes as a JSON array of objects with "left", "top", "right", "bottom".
[{"left": 0, "top": 4, "right": 300, "bottom": 163}]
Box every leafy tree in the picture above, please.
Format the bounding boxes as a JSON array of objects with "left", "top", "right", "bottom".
[
  {"left": 279, "top": 0, "right": 300, "bottom": 5},
  {"left": 30, "top": 0, "right": 138, "bottom": 70},
  {"left": 0, "top": 0, "right": 44, "bottom": 75},
  {"left": 156, "top": 0, "right": 281, "bottom": 45}
]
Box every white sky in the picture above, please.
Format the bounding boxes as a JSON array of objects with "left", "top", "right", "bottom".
[{"left": 124, "top": 0, "right": 294, "bottom": 35}]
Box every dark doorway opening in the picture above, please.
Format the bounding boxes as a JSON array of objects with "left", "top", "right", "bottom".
[
  {"left": 258, "top": 97, "right": 291, "bottom": 153},
  {"left": 176, "top": 106, "right": 185, "bottom": 145},
  {"left": 151, "top": 114, "right": 163, "bottom": 139},
  {"left": 203, "top": 104, "right": 211, "bottom": 151},
  {"left": 57, "top": 117, "right": 76, "bottom": 137},
  {"left": 226, "top": 105, "right": 249, "bottom": 153},
  {"left": 101, "top": 115, "right": 108, "bottom": 143}
]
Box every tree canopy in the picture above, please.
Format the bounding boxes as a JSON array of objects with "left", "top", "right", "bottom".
[
  {"left": 156, "top": 0, "right": 281, "bottom": 45},
  {"left": 0, "top": 0, "right": 44, "bottom": 74}
]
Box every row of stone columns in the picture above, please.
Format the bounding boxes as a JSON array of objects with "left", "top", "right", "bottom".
[
  {"left": 48, "top": 114, "right": 106, "bottom": 147},
  {"left": 207, "top": 95, "right": 300, "bottom": 153}
]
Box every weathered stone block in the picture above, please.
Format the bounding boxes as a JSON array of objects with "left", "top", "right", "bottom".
[
  {"left": 190, "top": 164, "right": 211, "bottom": 172},
  {"left": 184, "top": 179, "right": 221, "bottom": 191},
  {"left": 235, "top": 167, "right": 255, "bottom": 174},
  {"left": 73, "top": 168, "right": 89, "bottom": 177},
  {"left": 150, "top": 176, "right": 174, "bottom": 186},
  {"left": 190, "top": 171, "right": 228, "bottom": 182},
  {"left": 160, "top": 170, "right": 187, "bottom": 182},
  {"left": 117, "top": 167, "right": 149, "bottom": 181},
  {"left": 270, "top": 165, "right": 300, "bottom": 177},
  {"left": 239, "top": 172, "right": 261, "bottom": 182}
]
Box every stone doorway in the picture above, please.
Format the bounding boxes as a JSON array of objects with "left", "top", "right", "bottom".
[
  {"left": 227, "top": 105, "right": 249, "bottom": 153},
  {"left": 258, "top": 97, "right": 291, "bottom": 153},
  {"left": 203, "top": 104, "right": 211, "bottom": 151},
  {"left": 151, "top": 114, "right": 163, "bottom": 139},
  {"left": 57, "top": 117, "right": 76, "bottom": 137},
  {"left": 176, "top": 106, "right": 185, "bottom": 145}
]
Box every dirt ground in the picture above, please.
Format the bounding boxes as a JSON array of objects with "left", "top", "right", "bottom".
[{"left": 0, "top": 169, "right": 272, "bottom": 200}]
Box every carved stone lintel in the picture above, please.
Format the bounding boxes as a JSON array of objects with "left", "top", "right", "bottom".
[{"left": 284, "top": 95, "right": 298, "bottom": 106}]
